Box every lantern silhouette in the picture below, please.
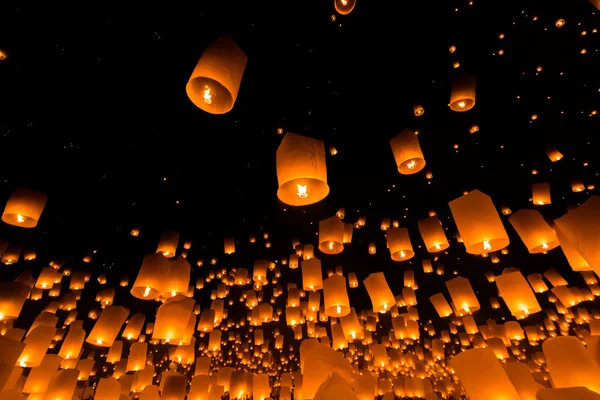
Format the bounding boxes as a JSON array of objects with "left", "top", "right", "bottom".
[
  {"left": 389, "top": 129, "right": 426, "bottom": 175},
  {"left": 1, "top": 187, "right": 48, "bottom": 228},
  {"left": 156, "top": 230, "right": 179, "bottom": 257},
  {"left": 276, "top": 132, "right": 329, "bottom": 206},
  {"left": 186, "top": 36, "right": 247, "bottom": 114},
  {"left": 448, "top": 190, "right": 509, "bottom": 254},
  {"left": 449, "top": 75, "right": 476, "bottom": 112}
]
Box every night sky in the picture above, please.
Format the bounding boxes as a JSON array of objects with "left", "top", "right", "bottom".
[{"left": 0, "top": 0, "right": 599, "bottom": 372}]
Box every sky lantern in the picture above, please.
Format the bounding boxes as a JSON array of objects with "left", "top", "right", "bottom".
[
  {"left": 1, "top": 187, "right": 47, "bottom": 228},
  {"left": 418, "top": 216, "right": 449, "bottom": 253},
  {"left": 386, "top": 227, "right": 414, "bottom": 261},
  {"left": 85, "top": 305, "right": 128, "bottom": 347},
  {"left": 186, "top": 36, "right": 247, "bottom": 114},
  {"left": 323, "top": 275, "right": 350, "bottom": 317},
  {"left": 334, "top": 0, "right": 356, "bottom": 15},
  {"left": 318, "top": 216, "right": 345, "bottom": 254},
  {"left": 363, "top": 272, "right": 395, "bottom": 313},
  {"left": 449, "top": 75, "right": 476, "bottom": 111},
  {"left": 131, "top": 253, "right": 170, "bottom": 300},
  {"left": 156, "top": 230, "right": 179, "bottom": 258},
  {"left": 389, "top": 129, "right": 426, "bottom": 175},
  {"left": 446, "top": 276, "right": 480, "bottom": 316},
  {"left": 508, "top": 209, "right": 559, "bottom": 253},
  {"left": 302, "top": 258, "right": 323, "bottom": 291},
  {"left": 495, "top": 271, "right": 541, "bottom": 319},
  {"left": 543, "top": 336, "right": 600, "bottom": 393},
  {"left": 448, "top": 189, "right": 509, "bottom": 254},
  {"left": 276, "top": 132, "right": 330, "bottom": 206}
]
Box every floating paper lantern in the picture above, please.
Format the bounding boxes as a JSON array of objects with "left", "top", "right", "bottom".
[
  {"left": 186, "top": 36, "right": 247, "bottom": 114},
  {"left": 495, "top": 271, "right": 541, "bottom": 318},
  {"left": 323, "top": 275, "right": 350, "bottom": 317},
  {"left": 302, "top": 258, "right": 323, "bottom": 291},
  {"left": 389, "top": 129, "right": 426, "bottom": 175},
  {"left": 543, "top": 336, "right": 600, "bottom": 393},
  {"left": 156, "top": 230, "right": 179, "bottom": 257},
  {"left": 418, "top": 216, "right": 449, "bottom": 253},
  {"left": 1, "top": 187, "right": 48, "bottom": 228},
  {"left": 334, "top": 0, "right": 356, "bottom": 15},
  {"left": 545, "top": 147, "right": 563, "bottom": 162},
  {"left": 86, "top": 306, "right": 129, "bottom": 347},
  {"left": 131, "top": 254, "right": 170, "bottom": 300},
  {"left": 448, "top": 189, "right": 509, "bottom": 254},
  {"left": 363, "top": 272, "right": 395, "bottom": 313},
  {"left": 318, "top": 216, "right": 345, "bottom": 254},
  {"left": 532, "top": 182, "right": 551, "bottom": 205},
  {"left": 446, "top": 276, "right": 480, "bottom": 316},
  {"left": 276, "top": 132, "right": 330, "bottom": 206},
  {"left": 449, "top": 75, "right": 476, "bottom": 111},
  {"left": 450, "top": 348, "right": 520, "bottom": 400},
  {"left": 386, "top": 227, "right": 414, "bottom": 261},
  {"left": 509, "top": 209, "right": 559, "bottom": 253},
  {"left": 413, "top": 104, "right": 425, "bottom": 116},
  {"left": 0, "top": 282, "right": 30, "bottom": 320},
  {"left": 224, "top": 238, "right": 235, "bottom": 254}
]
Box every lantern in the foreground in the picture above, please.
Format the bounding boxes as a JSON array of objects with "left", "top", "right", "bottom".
[
  {"left": 186, "top": 36, "right": 247, "bottom": 114},
  {"left": 448, "top": 189, "right": 509, "bottom": 254},
  {"left": 449, "top": 75, "right": 476, "bottom": 112},
  {"left": 276, "top": 132, "right": 329, "bottom": 206},
  {"left": 334, "top": 0, "right": 356, "bottom": 15},
  {"left": 0, "top": 282, "right": 30, "bottom": 320},
  {"left": 389, "top": 129, "right": 426, "bottom": 175},
  {"left": 1, "top": 187, "right": 48, "bottom": 228},
  {"left": 450, "top": 348, "right": 520, "bottom": 400},
  {"left": 543, "top": 336, "right": 600, "bottom": 393},
  {"left": 508, "top": 209, "right": 559, "bottom": 253}
]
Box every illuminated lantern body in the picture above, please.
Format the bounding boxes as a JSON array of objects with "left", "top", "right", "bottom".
[
  {"left": 449, "top": 75, "right": 476, "bottom": 112},
  {"left": 495, "top": 271, "right": 541, "bottom": 318},
  {"left": 224, "top": 238, "right": 235, "bottom": 254},
  {"left": 386, "top": 227, "right": 414, "bottom": 261},
  {"left": 363, "top": 272, "right": 395, "bottom": 313},
  {"left": 389, "top": 129, "right": 426, "bottom": 175},
  {"left": 0, "top": 282, "right": 30, "bottom": 320},
  {"left": 509, "top": 209, "right": 559, "bottom": 253},
  {"left": 413, "top": 104, "right": 424, "bottom": 116},
  {"left": 448, "top": 189, "right": 509, "bottom": 254},
  {"left": 153, "top": 296, "right": 195, "bottom": 342},
  {"left": 323, "top": 275, "right": 350, "bottom": 317},
  {"left": 156, "top": 230, "right": 179, "bottom": 257},
  {"left": 418, "top": 216, "right": 449, "bottom": 253},
  {"left": 1, "top": 187, "right": 48, "bottom": 228},
  {"left": 276, "top": 132, "right": 329, "bottom": 206},
  {"left": 131, "top": 253, "right": 170, "bottom": 300},
  {"left": 318, "top": 216, "right": 345, "bottom": 254},
  {"left": 532, "top": 182, "right": 551, "bottom": 205},
  {"left": 86, "top": 306, "right": 129, "bottom": 347},
  {"left": 446, "top": 276, "right": 480, "bottom": 316},
  {"left": 543, "top": 336, "right": 600, "bottom": 393},
  {"left": 554, "top": 196, "right": 600, "bottom": 276},
  {"left": 186, "top": 36, "right": 247, "bottom": 114},
  {"left": 334, "top": 0, "right": 356, "bottom": 15},
  {"left": 450, "top": 348, "right": 520, "bottom": 400},
  {"left": 302, "top": 258, "right": 323, "bottom": 291}
]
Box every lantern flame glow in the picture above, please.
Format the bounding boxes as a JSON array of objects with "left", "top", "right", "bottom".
[
  {"left": 203, "top": 86, "right": 212, "bottom": 104},
  {"left": 296, "top": 184, "right": 308, "bottom": 198}
]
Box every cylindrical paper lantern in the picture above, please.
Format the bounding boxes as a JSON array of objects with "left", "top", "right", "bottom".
[
  {"left": 389, "top": 129, "right": 426, "bottom": 175},
  {"left": 318, "top": 216, "right": 345, "bottom": 254},
  {"left": 448, "top": 190, "right": 509, "bottom": 254},
  {"left": 449, "top": 75, "right": 476, "bottom": 112},
  {"left": 509, "top": 209, "right": 559, "bottom": 253},
  {"left": 1, "top": 187, "right": 48, "bottom": 228},
  {"left": 323, "top": 275, "right": 350, "bottom": 317},
  {"left": 186, "top": 36, "right": 247, "bottom": 114},
  {"left": 334, "top": 0, "right": 356, "bottom": 15},
  {"left": 276, "top": 132, "right": 329, "bottom": 206},
  {"left": 418, "top": 216, "right": 449, "bottom": 253},
  {"left": 386, "top": 227, "right": 414, "bottom": 261}
]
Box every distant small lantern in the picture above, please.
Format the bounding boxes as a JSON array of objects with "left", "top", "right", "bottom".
[
  {"left": 186, "top": 36, "right": 248, "bottom": 114},
  {"left": 413, "top": 104, "right": 425, "bottom": 116}
]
